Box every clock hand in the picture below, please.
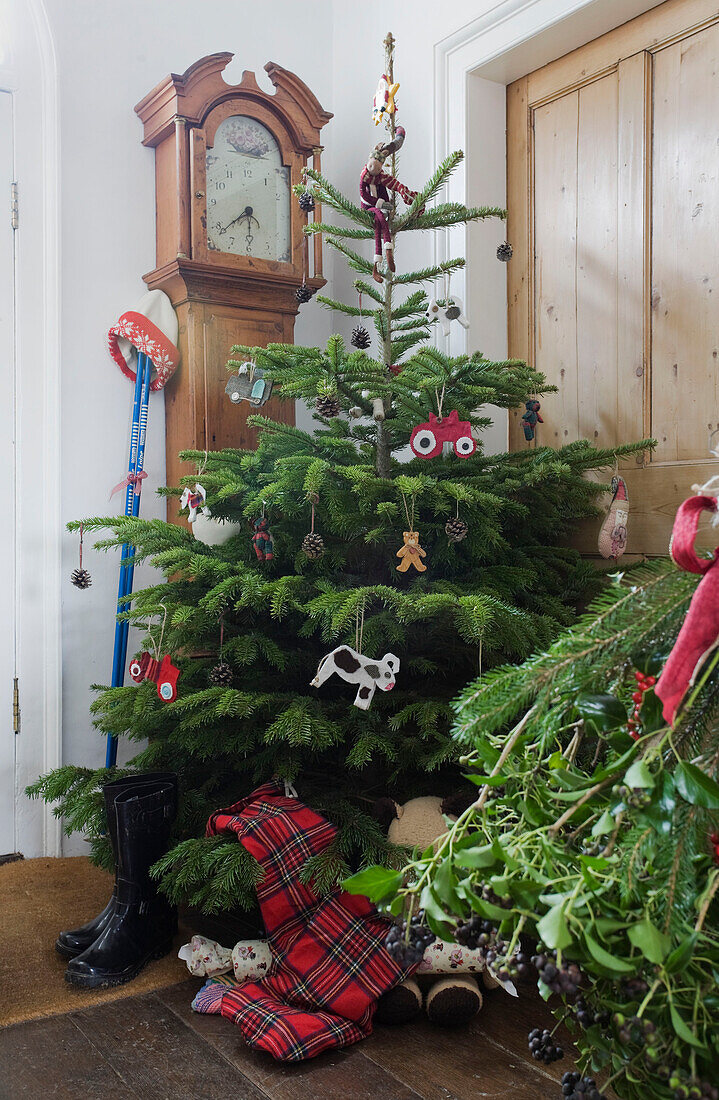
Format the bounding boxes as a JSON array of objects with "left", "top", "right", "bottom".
[{"left": 222, "top": 206, "right": 261, "bottom": 233}]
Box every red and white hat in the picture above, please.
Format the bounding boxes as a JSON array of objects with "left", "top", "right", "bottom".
[{"left": 108, "top": 289, "right": 179, "bottom": 391}]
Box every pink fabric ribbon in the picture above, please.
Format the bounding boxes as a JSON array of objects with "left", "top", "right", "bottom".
[{"left": 110, "top": 470, "right": 148, "bottom": 500}]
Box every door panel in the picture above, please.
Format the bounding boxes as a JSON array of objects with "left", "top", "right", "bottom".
[{"left": 507, "top": 0, "right": 719, "bottom": 555}]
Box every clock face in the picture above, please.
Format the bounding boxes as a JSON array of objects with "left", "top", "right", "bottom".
[{"left": 206, "top": 115, "right": 292, "bottom": 263}]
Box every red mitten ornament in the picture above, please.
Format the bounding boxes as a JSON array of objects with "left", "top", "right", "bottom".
[{"left": 655, "top": 495, "right": 719, "bottom": 724}]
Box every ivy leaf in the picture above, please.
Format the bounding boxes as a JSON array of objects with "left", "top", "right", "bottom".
[
  {"left": 627, "top": 917, "right": 670, "bottom": 964},
  {"left": 664, "top": 933, "right": 698, "bottom": 974},
  {"left": 674, "top": 761, "right": 719, "bottom": 809},
  {"left": 537, "top": 903, "right": 573, "bottom": 950},
  {"left": 583, "top": 930, "right": 635, "bottom": 973},
  {"left": 420, "top": 884, "right": 453, "bottom": 938},
  {"left": 669, "top": 1003, "right": 706, "bottom": 1049},
  {"left": 342, "top": 866, "right": 401, "bottom": 902},
  {"left": 625, "top": 759, "right": 654, "bottom": 789},
  {"left": 454, "top": 843, "right": 497, "bottom": 870},
  {"left": 592, "top": 809, "right": 615, "bottom": 837}
]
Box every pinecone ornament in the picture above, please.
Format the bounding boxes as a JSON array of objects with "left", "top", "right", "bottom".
[
  {"left": 70, "top": 567, "right": 92, "bottom": 589},
  {"left": 209, "top": 660, "right": 233, "bottom": 686},
  {"left": 302, "top": 532, "right": 325, "bottom": 560},
  {"left": 496, "top": 241, "right": 513, "bottom": 262},
  {"left": 445, "top": 517, "right": 469, "bottom": 543},
  {"left": 296, "top": 282, "right": 313, "bottom": 304},
  {"left": 315, "top": 391, "right": 340, "bottom": 418},
  {"left": 298, "top": 191, "right": 315, "bottom": 213},
  {"left": 351, "top": 325, "right": 371, "bottom": 350}
]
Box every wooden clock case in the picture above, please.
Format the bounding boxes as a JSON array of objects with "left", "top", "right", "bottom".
[{"left": 134, "top": 54, "right": 332, "bottom": 519}]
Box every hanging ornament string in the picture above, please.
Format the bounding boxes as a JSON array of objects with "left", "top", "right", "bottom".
[
  {"left": 400, "top": 491, "right": 415, "bottom": 532},
  {"left": 355, "top": 597, "right": 366, "bottom": 654},
  {"left": 219, "top": 613, "right": 224, "bottom": 662},
  {"left": 78, "top": 523, "right": 85, "bottom": 573},
  {"left": 151, "top": 602, "right": 169, "bottom": 663},
  {"left": 434, "top": 381, "right": 447, "bottom": 422}
]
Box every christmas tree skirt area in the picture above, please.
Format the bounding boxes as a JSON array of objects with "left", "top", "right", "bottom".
[{"left": 0, "top": 856, "right": 190, "bottom": 1027}]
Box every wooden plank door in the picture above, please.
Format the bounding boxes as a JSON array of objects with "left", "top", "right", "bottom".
[{"left": 507, "top": 0, "right": 719, "bottom": 555}]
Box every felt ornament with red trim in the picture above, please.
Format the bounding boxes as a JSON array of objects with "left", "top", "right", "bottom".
[
  {"left": 252, "top": 516, "right": 274, "bottom": 562},
  {"left": 521, "top": 400, "right": 543, "bottom": 442},
  {"left": 598, "top": 476, "right": 629, "bottom": 560},
  {"left": 655, "top": 494, "right": 719, "bottom": 724},
  {"left": 107, "top": 289, "right": 179, "bottom": 392},
  {"left": 129, "top": 651, "right": 181, "bottom": 703},
  {"left": 181, "top": 484, "right": 206, "bottom": 523}
]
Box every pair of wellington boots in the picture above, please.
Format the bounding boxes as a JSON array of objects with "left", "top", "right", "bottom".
[{"left": 56, "top": 772, "right": 178, "bottom": 989}]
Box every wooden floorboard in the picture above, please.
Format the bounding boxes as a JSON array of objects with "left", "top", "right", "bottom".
[{"left": 0, "top": 978, "right": 576, "bottom": 1100}]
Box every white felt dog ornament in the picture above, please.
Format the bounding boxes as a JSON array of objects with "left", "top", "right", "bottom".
[
  {"left": 426, "top": 296, "right": 469, "bottom": 338},
  {"left": 311, "top": 646, "right": 400, "bottom": 710},
  {"left": 180, "top": 483, "right": 207, "bottom": 524}
]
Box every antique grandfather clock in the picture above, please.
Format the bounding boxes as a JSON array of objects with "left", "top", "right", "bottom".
[{"left": 135, "top": 54, "right": 332, "bottom": 519}]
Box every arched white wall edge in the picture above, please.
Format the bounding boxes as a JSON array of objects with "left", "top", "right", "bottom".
[
  {"left": 433, "top": 0, "right": 666, "bottom": 454},
  {"left": 3, "top": 0, "right": 62, "bottom": 856}
]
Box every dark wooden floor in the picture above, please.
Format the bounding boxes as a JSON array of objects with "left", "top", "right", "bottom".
[{"left": 0, "top": 978, "right": 573, "bottom": 1100}]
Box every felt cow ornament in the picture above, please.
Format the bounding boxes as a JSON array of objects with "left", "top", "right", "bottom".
[
  {"left": 311, "top": 645, "right": 400, "bottom": 710},
  {"left": 521, "top": 400, "right": 543, "bottom": 442},
  {"left": 181, "top": 483, "right": 206, "bottom": 523},
  {"left": 656, "top": 495, "right": 719, "bottom": 725},
  {"left": 425, "top": 296, "right": 469, "bottom": 338}
]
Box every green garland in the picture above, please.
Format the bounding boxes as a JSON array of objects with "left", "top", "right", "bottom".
[{"left": 346, "top": 560, "right": 719, "bottom": 1100}]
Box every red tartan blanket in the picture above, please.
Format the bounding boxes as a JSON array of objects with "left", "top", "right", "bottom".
[{"left": 201, "top": 781, "right": 413, "bottom": 1062}]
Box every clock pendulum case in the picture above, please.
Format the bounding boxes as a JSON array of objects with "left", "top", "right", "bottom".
[{"left": 134, "top": 54, "right": 332, "bottom": 522}]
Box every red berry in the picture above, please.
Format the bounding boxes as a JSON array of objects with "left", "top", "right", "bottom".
[
  {"left": 645, "top": 675, "right": 656, "bottom": 687},
  {"left": 629, "top": 730, "right": 640, "bottom": 741},
  {"left": 634, "top": 670, "right": 645, "bottom": 683},
  {"left": 632, "top": 691, "right": 643, "bottom": 704}
]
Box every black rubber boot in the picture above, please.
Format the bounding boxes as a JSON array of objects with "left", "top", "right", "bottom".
[
  {"left": 64, "top": 779, "right": 178, "bottom": 988},
  {"left": 55, "top": 772, "right": 178, "bottom": 959}
]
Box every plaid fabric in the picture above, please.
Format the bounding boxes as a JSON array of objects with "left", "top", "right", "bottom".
[{"left": 203, "top": 781, "right": 413, "bottom": 1061}]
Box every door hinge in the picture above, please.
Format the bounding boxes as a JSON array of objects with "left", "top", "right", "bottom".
[
  {"left": 10, "top": 182, "right": 18, "bottom": 230},
  {"left": 13, "top": 677, "right": 19, "bottom": 734}
]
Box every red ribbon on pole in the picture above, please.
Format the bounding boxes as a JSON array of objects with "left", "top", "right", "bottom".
[{"left": 109, "top": 470, "right": 148, "bottom": 500}]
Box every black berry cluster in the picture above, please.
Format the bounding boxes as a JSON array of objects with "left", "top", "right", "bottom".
[
  {"left": 454, "top": 916, "right": 497, "bottom": 951},
  {"left": 561, "top": 1072, "right": 606, "bottom": 1100},
  {"left": 612, "top": 783, "right": 652, "bottom": 809},
  {"left": 531, "top": 949, "right": 583, "bottom": 996},
  {"left": 479, "top": 882, "right": 512, "bottom": 908},
  {"left": 574, "top": 997, "right": 610, "bottom": 1032},
  {"left": 485, "top": 947, "right": 531, "bottom": 982},
  {"left": 385, "top": 913, "right": 434, "bottom": 967},
  {"left": 612, "top": 1012, "right": 656, "bottom": 1046},
  {"left": 669, "top": 1075, "right": 719, "bottom": 1100},
  {"left": 528, "top": 1027, "right": 564, "bottom": 1064},
  {"left": 621, "top": 976, "right": 649, "bottom": 1000}
]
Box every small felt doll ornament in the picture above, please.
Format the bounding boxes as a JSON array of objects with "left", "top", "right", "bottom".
[
  {"left": 251, "top": 516, "right": 274, "bottom": 562},
  {"left": 181, "top": 483, "right": 206, "bottom": 523},
  {"left": 359, "top": 127, "right": 419, "bottom": 284},
  {"left": 372, "top": 73, "right": 400, "bottom": 125},
  {"left": 656, "top": 494, "right": 719, "bottom": 724},
  {"left": 311, "top": 645, "right": 399, "bottom": 710},
  {"left": 396, "top": 530, "right": 427, "bottom": 573},
  {"left": 521, "top": 400, "right": 543, "bottom": 442},
  {"left": 598, "top": 476, "right": 629, "bottom": 560}
]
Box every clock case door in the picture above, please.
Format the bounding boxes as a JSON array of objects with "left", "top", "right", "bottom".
[
  {"left": 134, "top": 55, "right": 332, "bottom": 525},
  {"left": 192, "top": 100, "right": 304, "bottom": 278}
]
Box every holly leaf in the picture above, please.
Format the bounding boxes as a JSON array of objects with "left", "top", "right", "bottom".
[
  {"left": 576, "top": 693, "right": 627, "bottom": 732},
  {"left": 674, "top": 761, "right": 719, "bottom": 809},
  {"left": 627, "top": 917, "right": 670, "bottom": 964},
  {"left": 537, "top": 903, "right": 573, "bottom": 950},
  {"left": 342, "top": 866, "right": 402, "bottom": 902}
]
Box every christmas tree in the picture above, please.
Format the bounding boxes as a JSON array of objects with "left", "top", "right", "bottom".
[
  {"left": 30, "top": 35, "right": 648, "bottom": 914},
  {"left": 349, "top": 558, "right": 719, "bottom": 1100}
]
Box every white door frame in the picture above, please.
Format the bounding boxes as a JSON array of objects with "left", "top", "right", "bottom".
[
  {"left": 1, "top": 0, "right": 62, "bottom": 856},
  {"left": 432, "top": 0, "right": 666, "bottom": 451}
]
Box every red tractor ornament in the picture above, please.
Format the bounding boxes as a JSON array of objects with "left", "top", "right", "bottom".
[
  {"left": 410, "top": 410, "right": 476, "bottom": 460},
  {"left": 129, "top": 651, "right": 180, "bottom": 703}
]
